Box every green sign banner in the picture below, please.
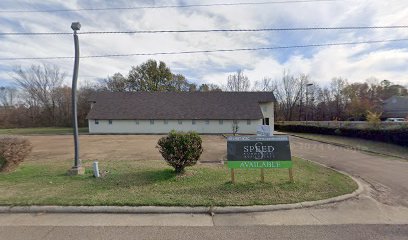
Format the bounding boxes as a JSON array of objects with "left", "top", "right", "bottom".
[
  {"left": 228, "top": 161, "right": 293, "bottom": 169},
  {"left": 227, "top": 136, "right": 292, "bottom": 169}
]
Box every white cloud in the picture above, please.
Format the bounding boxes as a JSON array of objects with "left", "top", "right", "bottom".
[{"left": 1, "top": 0, "right": 408, "bottom": 89}]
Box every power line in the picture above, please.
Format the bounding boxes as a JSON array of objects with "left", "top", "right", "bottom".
[
  {"left": 0, "top": 32, "right": 71, "bottom": 36},
  {"left": 0, "top": 0, "right": 341, "bottom": 13},
  {"left": 80, "top": 26, "right": 408, "bottom": 34},
  {"left": 0, "top": 38, "right": 406, "bottom": 61},
  {"left": 2, "top": 25, "right": 408, "bottom": 36}
]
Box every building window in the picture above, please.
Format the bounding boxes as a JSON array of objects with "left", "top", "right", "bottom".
[
  {"left": 135, "top": 120, "right": 139, "bottom": 125},
  {"left": 247, "top": 120, "right": 251, "bottom": 125},
  {"left": 95, "top": 120, "right": 99, "bottom": 125},
  {"left": 262, "top": 106, "right": 267, "bottom": 112},
  {"left": 108, "top": 120, "right": 113, "bottom": 125},
  {"left": 178, "top": 120, "right": 183, "bottom": 125},
  {"left": 150, "top": 120, "right": 154, "bottom": 125},
  {"left": 164, "top": 120, "right": 168, "bottom": 125},
  {"left": 192, "top": 120, "right": 196, "bottom": 125},
  {"left": 219, "top": 120, "right": 223, "bottom": 125},
  {"left": 205, "top": 120, "right": 209, "bottom": 125}
]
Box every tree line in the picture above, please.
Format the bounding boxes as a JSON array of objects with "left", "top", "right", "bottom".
[
  {"left": 0, "top": 65, "right": 94, "bottom": 128},
  {"left": 102, "top": 60, "right": 222, "bottom": 92},
  {"left": 0, "top": 59, "right": 406, "bottom": 128},
  {"left": 272, "top": 73, "right": 407, "bottom": 121}
]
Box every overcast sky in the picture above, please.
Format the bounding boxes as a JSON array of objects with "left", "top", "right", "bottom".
[{"left": 1, "top": 0, "right": 408, "bottom": 88}]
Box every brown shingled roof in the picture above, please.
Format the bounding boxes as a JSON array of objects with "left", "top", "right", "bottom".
[{"left": 86, "top": 91, "right": 275, "bottom": 120}]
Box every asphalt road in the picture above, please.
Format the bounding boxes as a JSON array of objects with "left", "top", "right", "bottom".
[
  {"left": 1, "top": 225, "right": 408, "bottom": 240},
  {"left": 290, "top": 136, "right": 408, "bottom": 207}
]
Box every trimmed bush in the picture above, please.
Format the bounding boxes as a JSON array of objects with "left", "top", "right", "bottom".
[
  {"left": 0, "top": 136, "right": 32, "bottom": 172},
  {"left": 275, "top": 124, "right": 408, "bottom": 146},
  {"left": 157, "top": 130, "right": 203, "bottom": 174}
]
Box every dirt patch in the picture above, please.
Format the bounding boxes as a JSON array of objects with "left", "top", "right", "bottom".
[{"left": 24, "top": 135, "right": 227, "bottom": 163}]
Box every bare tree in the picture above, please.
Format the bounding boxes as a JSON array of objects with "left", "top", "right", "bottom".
[
  {"left": 273, "top": 70, "right": 308, "bottom": 121},
  {"left": 226, "top": 70, "right": 250, "bottom": 92},
  {"left": 13, "top": 64, "right": 65, "bottom": 126},
  {"left": 330, "top": 77, "right": 348, "bottom": 119},
  {"left": 53, "top": 86, "right": 71, "bottom": 126},
  {"left": 0, "top": 87, "right": 18, "bottom": 107},
  {"left": 314, "top": 86, "right": 332, "bottom": 120},
  {"left": 252, "top": 77, "right": 276, "bottom": 92}
]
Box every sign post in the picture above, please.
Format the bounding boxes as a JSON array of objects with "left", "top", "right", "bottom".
[
  {"left": 289, "top": 168, "right": 294, "bottom": 182},
  {"left": 256, "top": 125, "right": 271, "bottom": 182},
  {"left": 227, "top": 135, "right": 293, "bottom": 183}
]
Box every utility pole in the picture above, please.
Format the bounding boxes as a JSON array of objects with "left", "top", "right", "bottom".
[{"left": 68, "top": 22, "right": 84, "bottom": 175}]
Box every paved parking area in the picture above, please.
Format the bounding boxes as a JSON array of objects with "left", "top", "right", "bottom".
[{"left": 290, "top": 136, "right": 408, "bottom": 207}]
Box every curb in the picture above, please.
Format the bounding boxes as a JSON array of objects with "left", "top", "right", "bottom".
[
  {"left": 0, "top": 168, "right": 364, "bottom": 215},
  {"left": 0, "top": 206, "right": 209, "bottom": 214},
  {"left": 213, "top": 170, "right": 364, "bottom": 214}
]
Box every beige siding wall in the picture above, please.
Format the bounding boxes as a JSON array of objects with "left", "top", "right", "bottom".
[
  {"left": 89, "top": 119, "right": 262, "bottom": 134},
  {"left": 259, "top": 102, "right": 274, "bottom": 135}
]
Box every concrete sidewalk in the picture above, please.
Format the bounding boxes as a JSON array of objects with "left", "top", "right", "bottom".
[{"left": 0, "top": 185, "right": 407, "bottom": 227}]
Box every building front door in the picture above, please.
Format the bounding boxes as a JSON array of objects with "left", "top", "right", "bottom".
[{"left": 263, "top": 118, "right": 270, "bottom": 125}]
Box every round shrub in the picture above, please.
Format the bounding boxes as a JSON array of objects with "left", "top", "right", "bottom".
[
  {"left": 157, "top": 130, "right": 203, "bottom": 174},
  {"left": 0, "top": 136, "right": 32, "bottom": 172}
]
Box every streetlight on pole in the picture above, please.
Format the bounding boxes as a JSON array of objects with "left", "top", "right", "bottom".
[{"left": 68, "top": 22, "right": 84, "bottom": 175}]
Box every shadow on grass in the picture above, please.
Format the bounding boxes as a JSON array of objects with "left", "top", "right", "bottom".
[{"left": 173, "top": 178, "right": 298, "bottom": 196}]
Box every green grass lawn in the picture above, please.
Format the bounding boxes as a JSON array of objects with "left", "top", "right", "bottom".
[
  {"left": 0, "top": 127, "right": 88, "bottom": 135},
  {"left": 0, "top": 157, "right": 357, "bottom": 206},
  {"left": 288, "top": 133, "right": 408, "bottom": 160}
]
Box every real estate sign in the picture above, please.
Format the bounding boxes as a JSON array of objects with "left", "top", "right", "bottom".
[{"left": 227, "top": 135, "right": 292, "bottom": 169}]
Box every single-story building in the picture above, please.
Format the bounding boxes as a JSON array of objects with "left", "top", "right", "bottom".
[
  {"left": 382, "top": 96, "right": 408, "bottom": 119},
  {"left": 86, "top": 91, "right": 275, "bottom": 134}
]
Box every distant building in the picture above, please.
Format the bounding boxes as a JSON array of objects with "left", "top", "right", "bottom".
[
  {"left": 382, "top": 96, "right": 408, "bottom": 119},
  {"left": 87, "top": 92, "right": 275, "bottom": 134}
]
